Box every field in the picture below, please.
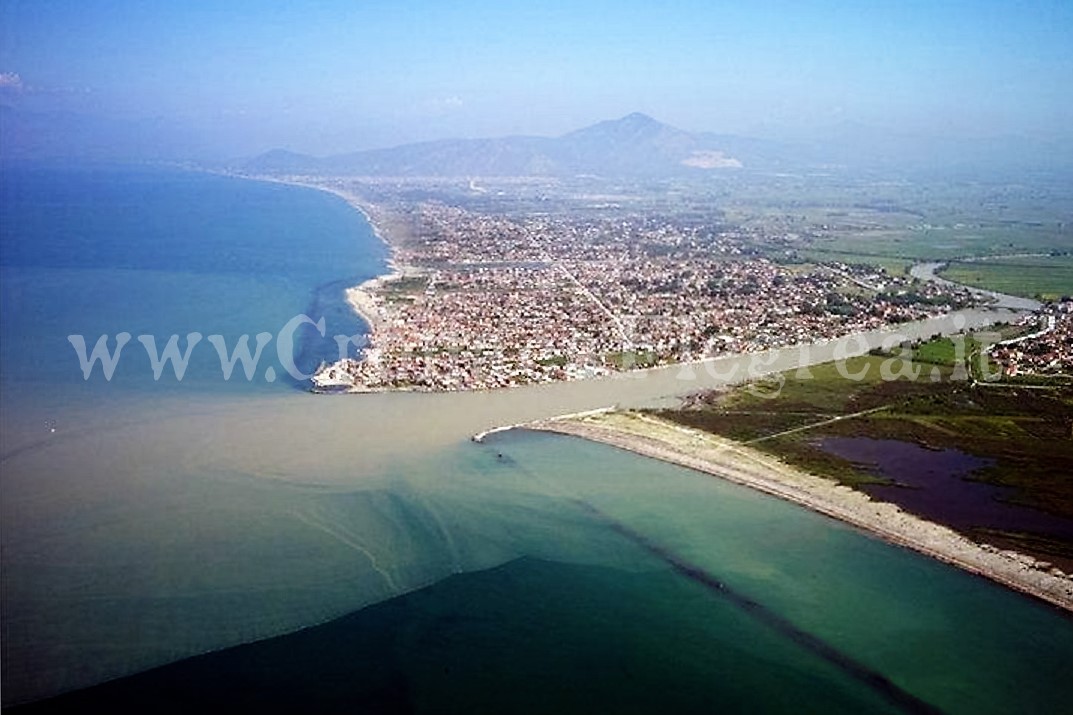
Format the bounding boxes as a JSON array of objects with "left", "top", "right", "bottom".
[
  {"left": 940, "top": 255, "right": 1073, "bottom": 301},
  {"left": 910, "top": 336, "right": 962, "bottom": 366},
  {"left": 719, "top": 172, "right": 1073, "bottom": 296},
  {"left": 658, "top": 349, "right": 1073, "bottom": 569}
]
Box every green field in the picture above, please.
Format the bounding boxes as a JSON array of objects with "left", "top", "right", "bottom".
[
  {"left": 795, "top": 250, "right": 914, "bottom": 276},
  {"left": 940, "top": 255, "right": 1073, "bottom": 300},
  {"left": 604, "top": 349, "right": 659, "bottom": 369},
  {"left": 658, "top": 349, "right": 1073, "bottom": 568},
  {"left": 724, "top": 175, "right": 1073, "bottom": 294},
  {"left": 903, "top": 336, "right": 963, "bottom": 366},
  {"left": 805, "top": 222, "right": 1069, "bottom": 259}
]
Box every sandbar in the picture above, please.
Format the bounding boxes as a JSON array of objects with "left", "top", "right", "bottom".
[{"left": 527, "top": 410, "right": 1073, "bottom": 612}]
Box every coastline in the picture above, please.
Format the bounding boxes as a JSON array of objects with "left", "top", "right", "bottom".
[
  {"left": 223, "top": 172, "right": 406, "bottom": 327},
  {"left": 252, "top": 175, "right": 397, "bottom": 260},
  {"left": 231, "top": 174, "right": 412, "bottom": 389},
  {"left": 525, "top": 410, "right": 1073, "bottom": 613},
  {"left": 230, "top": 173, "right": 1036, "bottom": 396},
  {"left": 313, "top": 183, "right": 412, "bottom": 381}
]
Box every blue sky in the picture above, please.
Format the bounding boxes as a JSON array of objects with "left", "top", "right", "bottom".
[{"left": 2, "top": 0, "right": 1071, "bottom": 155}]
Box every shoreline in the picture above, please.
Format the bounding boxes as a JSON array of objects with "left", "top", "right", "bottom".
[
  {"left": 231, "top": 172, "right": 407, "bottom": 294},
  {"left": 524, "top": 410, "right": 1073, "bottom": 613},
  {"left": 231, "top": 174, "right": 412, "bottom": 389},
  {"left": 232, "top": 173, "right": 1036, "bottom": 396}
]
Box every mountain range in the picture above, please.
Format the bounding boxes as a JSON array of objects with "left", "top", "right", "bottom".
[
  {"left": 2, "top": 106, "right": 1070, "bottom": 177},
  {"left": 242, "top": 112, "right": 1072, "bottom": 178},
  {"left": 243, "top": 113, "right": 788, "bottom": 177}
]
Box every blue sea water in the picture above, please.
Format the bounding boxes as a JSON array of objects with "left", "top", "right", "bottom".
[
  {"left": 0, "top": 166, "right": 386, "bottom": 397},
  {"left": 2, "top": 167, "right": 1072, "bottom": 712}
]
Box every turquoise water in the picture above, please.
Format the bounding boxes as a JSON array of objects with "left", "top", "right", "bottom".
[{"left": 2, "top": 168, "right": 1072, "bottom": 712}]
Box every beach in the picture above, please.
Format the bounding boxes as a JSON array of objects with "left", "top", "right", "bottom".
[
  {"left": 239, "top": 175, "right": 422, "bottom": 390},
  {"left": 528, "top": 410, "right": 1073, "bottom": 613}
]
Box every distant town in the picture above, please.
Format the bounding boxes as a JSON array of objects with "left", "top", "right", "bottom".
[{"left": 297, "top": 176, "right": 1001, "bottom": 392}]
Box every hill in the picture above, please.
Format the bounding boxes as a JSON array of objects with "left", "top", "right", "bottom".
[{"left": 243, "top": 113, "right": 768, "bottom": 177}]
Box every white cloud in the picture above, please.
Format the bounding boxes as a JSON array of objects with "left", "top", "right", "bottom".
[
  {"left": 0, "top": 72, "right": 24, "bottom": 92},
  {"left": 681, "top": 150, "right": 743, "bottom": 169},
  {"left": 0, "top": 73, "right": 93, "bottom": 98},
  {"left": 422, "top": 95, "right": 464, "bottom": 115}
]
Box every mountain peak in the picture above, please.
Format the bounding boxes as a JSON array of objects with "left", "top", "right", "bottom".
[
  {"left": 563, "top": 112, "right": 679, "bottom": 142},
  {"left": 619, "top": 111, "right": 661, "bottom": 126},
  {"left": 243, "top": 112, "right": 758, "bottom": 177}
]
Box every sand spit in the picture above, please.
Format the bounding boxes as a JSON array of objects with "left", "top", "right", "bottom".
[{"left": 527, "top": 410, "right": 1073, "bottom": 613}]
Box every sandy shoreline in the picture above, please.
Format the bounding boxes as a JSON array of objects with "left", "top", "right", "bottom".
[
  {"left": 237, "top": 173, "right": 406, "bottom": 282},
  {"left": 526, "top": 410, "right": 1073, "bottom": 613},
  {"left": 237, "top": 174, "right": 414, "bottom": 388},
  {"left": 345, "top": 274, "right": 395, "bottom": 335}
]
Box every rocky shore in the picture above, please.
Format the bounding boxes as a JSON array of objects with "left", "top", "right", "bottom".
[{"left": 527, "top": 410, "right": 1073, "bottom": 613}]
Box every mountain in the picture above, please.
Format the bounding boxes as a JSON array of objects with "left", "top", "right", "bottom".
[
  {"left": 243, "top": 113, "right": 767, "bottom": 177},
  {"left": 321, "top": 136, "right": 559, "bottom": 176},
  {"left": 10, "top": 105, "right": 1062, "bottom": 176},
  {"left": 556, "top": 112, "right": 720, "bottom": 174}
]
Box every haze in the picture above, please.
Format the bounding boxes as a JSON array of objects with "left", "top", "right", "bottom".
[{"left": 1, "top": 0, "right": 1071, "bottom": 159}]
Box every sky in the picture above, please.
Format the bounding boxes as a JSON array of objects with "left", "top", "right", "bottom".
[{"left": 1, "top": 0, "right": 1071, "bottom": 157}]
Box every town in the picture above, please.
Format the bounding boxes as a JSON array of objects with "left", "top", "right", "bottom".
[
  {"left": 307, "top": 177, "right": 981, "bottom": 392},
  {"left": 988, "top": 299, "right": 1073, "bottom": 378}
]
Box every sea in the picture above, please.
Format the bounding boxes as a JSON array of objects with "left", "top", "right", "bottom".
[{"left": 1, "top": 165, "right": 1072, "bottom": 713}]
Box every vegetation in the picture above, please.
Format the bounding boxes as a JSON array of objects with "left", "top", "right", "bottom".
[
  {"left": 657, "top": 343, "right": 1073, "bottom": 568},
  {"left": 726, "top": 176, "right": 1073, "bottom": 298},
  {"left": 383, "top": 275, "right": 429, "bottom": 302},
  {"left": 909, "top": 337, "right": 961, "bottom": 366},
  {"left": 797, "top": 251, "right": 911, "bottom": 276},
  {"left": 605, "top": 350, "right": 659, "bottom": 370},
  {"left": 940, "top": 255, "right": 1073, "bottom": 301}
]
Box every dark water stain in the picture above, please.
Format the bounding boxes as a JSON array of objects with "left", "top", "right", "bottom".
[
  {"left": 819, "top": 437, "right": 1073, "bottom": 541},
  {"left": 289, "top": 276, "right": 372, "bottom": 390},
  {"left": 571, "top": 500, "right": 943, "bottom": 715},
  {"left": 9, "top": 557, "right": 917, "bottom": 715},
  {"left": 488, "top": 432, "right": 942, "bottom": 712}
]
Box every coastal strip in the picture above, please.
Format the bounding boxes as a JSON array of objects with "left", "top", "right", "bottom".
[
  {"left": 525, "top": 410, "right": 1073, "bottom": 613},
  {"left": 231, "top": 174, "right": 413, "bottom": 390}
]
